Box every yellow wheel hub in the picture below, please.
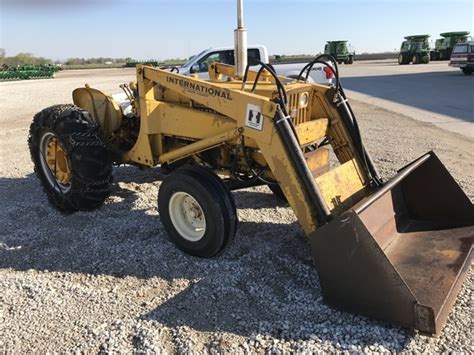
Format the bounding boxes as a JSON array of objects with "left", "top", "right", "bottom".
[{"left": 45, "top": 136, "right": 71, "bottom": 186}]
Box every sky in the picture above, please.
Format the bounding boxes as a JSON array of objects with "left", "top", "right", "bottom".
[{"left": 0, "top": 0, "right": 473, "bottom": 61}]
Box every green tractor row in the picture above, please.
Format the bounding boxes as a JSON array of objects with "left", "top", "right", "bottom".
[
  {"left": 0, "top": 64, "right": 60, "bottom": 81},
  {"left": 398, "top": 35, "right": 431, "bottom": 65},
  {"left": 324, "top": 40, "right": 355, "bottom": 64},
  {"left": 430, "top": 31, "right": 471, "bottom": 61}
]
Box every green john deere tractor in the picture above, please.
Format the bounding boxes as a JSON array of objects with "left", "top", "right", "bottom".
[
  {"left": 430, "top": 31, "right": 471, "bottom": 61},
  {"left": 324, "top": 41, "right": 355, "bottom": 64},
  {"left": 398, "top": 35, "right": 430, "bottom": 65}
]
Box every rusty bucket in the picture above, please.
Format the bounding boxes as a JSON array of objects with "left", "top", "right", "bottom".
[{"left": 308, "top": 152, "right": 473, "bottom": 335}]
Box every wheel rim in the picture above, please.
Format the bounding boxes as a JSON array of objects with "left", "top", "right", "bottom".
[
  {"left": 39, "top": 131, "right": 71, "bottom": 193},
  {"left": 399, "top": 54, "right": 403, "bottom": 63},
  {"left": 169, "top": 192, "right": 206, "bottom": 242}
]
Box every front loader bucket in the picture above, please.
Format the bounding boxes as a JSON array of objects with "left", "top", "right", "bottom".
[{"left": 308, "top": 152, "right": 473, "bottom": 335}]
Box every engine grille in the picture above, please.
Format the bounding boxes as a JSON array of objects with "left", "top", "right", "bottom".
[{"left": 288, "top": 92, "right": 310, "bottom": 125}]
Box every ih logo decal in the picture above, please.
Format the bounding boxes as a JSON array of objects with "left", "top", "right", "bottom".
[{"left": 245, "top": 104, "right": 263, "bottom": 131}]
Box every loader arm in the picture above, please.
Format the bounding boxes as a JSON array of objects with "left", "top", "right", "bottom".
[{"left": 126, "top": 65, "right": 371, "bottom": 233}]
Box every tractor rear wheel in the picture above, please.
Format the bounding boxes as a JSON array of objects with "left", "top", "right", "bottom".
[
  {"left": 398, "top": 53, "right": 407, "bottom": 65},
  {"left": 28, "top": 104, "right": 112, "bottom": 212},
  {"left": 158, "top": 166, "right": 237, "bottom": 257}
]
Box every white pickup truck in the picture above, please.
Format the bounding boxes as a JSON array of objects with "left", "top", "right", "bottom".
[{"left": 175, "top": 45, "right": 334, "bottom": 83}]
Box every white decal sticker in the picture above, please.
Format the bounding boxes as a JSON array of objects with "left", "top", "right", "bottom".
[{"left": 245, "top": 104, "right": 263, "bottom": 131}]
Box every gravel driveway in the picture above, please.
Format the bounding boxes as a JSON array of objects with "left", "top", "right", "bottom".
[{"left": 0, "top": 71, "right": 472, "bottom": 353}]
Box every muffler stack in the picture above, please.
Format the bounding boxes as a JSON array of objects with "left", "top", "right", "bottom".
[
  {"left": 309, "top": 152, "right": 473, "bottom": 335},
  {"left": 234, "top": 0, "right": 248, "bottom": 78}
]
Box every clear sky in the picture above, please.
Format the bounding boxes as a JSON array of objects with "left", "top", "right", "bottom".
[{"left": 1, "top": 0, "right": 473, "bottom": 60}]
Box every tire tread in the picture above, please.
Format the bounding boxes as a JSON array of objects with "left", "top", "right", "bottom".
[{"left": 28, "top": 104, "right": 112, "bottom": 212}]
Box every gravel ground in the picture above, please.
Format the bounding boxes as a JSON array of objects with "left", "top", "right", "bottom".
[{"left": 0, "top": 71, "right": 473, "bottom": 353}]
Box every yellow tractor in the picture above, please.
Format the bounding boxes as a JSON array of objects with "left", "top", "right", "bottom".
[{"left": 28, "top": 0, "right": 472, "bottom": 336}]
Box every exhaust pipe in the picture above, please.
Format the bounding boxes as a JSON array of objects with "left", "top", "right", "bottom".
[{"left": 234, "top": 0, "right": 248, "bottom": 78}]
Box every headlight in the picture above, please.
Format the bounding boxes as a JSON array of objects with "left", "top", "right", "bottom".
[{"left": 299, "top": 92, "right": 309, "bottom": 108}]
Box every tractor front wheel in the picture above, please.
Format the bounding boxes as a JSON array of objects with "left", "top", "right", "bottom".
[
  {"left": 158, "top": 166, "right": 237, "bottom": 257},
  {"left": 412, "top": 54, "right": 420, "bottom": 64},
  {"left": 28, "top": 105, "right": 112, "bottom": 212},
  {"left": 462, "top": 68, "right": 473, "bottom": 75}
]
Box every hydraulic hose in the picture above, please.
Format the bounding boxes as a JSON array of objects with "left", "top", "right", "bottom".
[
  {"left": 335, "top": 94, "right": 382, "bottom": 186},
  {"left": 297, "top": 54, "right": 340, "bottom": 95},
  {"left": 273, "top": 108, "right": 332, "bottom": 225},
  {"left": 243, "top": 61, "right": 288, "bottom": 114}
]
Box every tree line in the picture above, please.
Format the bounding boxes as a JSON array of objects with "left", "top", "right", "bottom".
[
  {"left": 0, "top": 51, "right": 135, "bottom": 67},
  {"left": 1, "top": 52, "right": 53, "bottom": 67}
]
